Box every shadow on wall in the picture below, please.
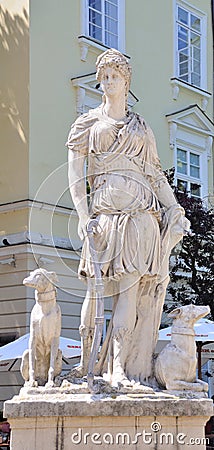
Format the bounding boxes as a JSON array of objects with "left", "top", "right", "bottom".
[{"left": 0, "top": 5, "right": 29, "bottom": 201}]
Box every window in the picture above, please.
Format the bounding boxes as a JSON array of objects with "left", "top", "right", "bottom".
[
  {"left": 167, "top": 105, "right": 214, "bottom": 202},
  {"left": 176, "top": 147, "right": 201, "bottom": 197},
  {"left": 80, "top": 0, "right": 125, "bottom": 58},
  {"left": 102, "top": 314, "right": 111, "bottom": 342},
  {"left": 87, "top": 0, "right": 119, "bottom": 48},
  {"left": 175, "top": 2, "right": 207, "bottom": 89}
]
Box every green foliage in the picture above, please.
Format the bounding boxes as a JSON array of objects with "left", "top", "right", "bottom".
[{"left": 164, "top": 168, "right": 214, "bottom": 320}]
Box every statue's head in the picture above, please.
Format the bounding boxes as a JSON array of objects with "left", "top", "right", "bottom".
[{"left": 96, "top": 48, "right": 132, "bottom": 97}]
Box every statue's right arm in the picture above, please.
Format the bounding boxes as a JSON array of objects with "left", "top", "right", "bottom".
[{"left": 68, "top": 150, "right": 90, "bottom": 240}]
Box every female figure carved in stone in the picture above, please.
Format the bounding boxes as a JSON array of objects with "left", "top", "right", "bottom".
[{"left": 67, "top": 49, "right": 189, "bottom": 387}]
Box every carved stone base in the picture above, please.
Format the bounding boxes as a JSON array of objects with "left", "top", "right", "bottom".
[
  {"left": 166, "top": 390, "right": 209, "bottom": 399},
  {"left": 4, "top": 387, "right": 213, "bottom": 450}
]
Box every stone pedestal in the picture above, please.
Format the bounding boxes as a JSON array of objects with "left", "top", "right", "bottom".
[{"left": 4, "top": 391, "right": 213, "bottom": 450}]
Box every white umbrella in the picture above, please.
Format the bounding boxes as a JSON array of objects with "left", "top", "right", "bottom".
[
  {"left": 59, "top": 336, "right": 81, "bottom": 359},
  {"left": 158, "top": 318, "right": 214, "bottom": 379},
  {"left": 0, "top": 334, "right": 30, "bottom": 361},
  {"left": 0, "top": 333, "right": 81, "bottom": 367},
  {"left": 158, "top": 318, "right": 214, "bottom": 341}
]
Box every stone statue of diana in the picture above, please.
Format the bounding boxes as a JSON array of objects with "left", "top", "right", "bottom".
[{"left": 67, "top": 48, "right": 190, "bottom": 387}]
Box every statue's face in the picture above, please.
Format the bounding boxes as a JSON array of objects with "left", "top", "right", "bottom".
[{"left": 101, "top": 66, "right": 126, "bottom": 98}]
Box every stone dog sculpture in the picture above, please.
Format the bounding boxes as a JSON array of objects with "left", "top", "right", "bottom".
[
  {"left": 21, "top": 268, "right": 62, "bottom": 387},
  {"left": 155, "top": 304, "right": 209, "bottom": 392}
]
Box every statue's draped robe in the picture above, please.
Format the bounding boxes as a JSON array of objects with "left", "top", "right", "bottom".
[{"left": 66, "top": 106, "right": 185, "bottom": 383}]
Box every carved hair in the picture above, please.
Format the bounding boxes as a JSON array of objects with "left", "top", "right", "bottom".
[{"left": 96, "top": 48, "right": 132, "bottom": 96}]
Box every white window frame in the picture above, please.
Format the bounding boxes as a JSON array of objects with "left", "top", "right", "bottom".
[
  {"left": 173, "top": 137, "right": 209, "bottom": 201},
  {"left": 174, "top": 0, "right": 207, "bottom": 91},
  {"left": 88, "top": 0, "right": 118, "bottom": 48},
  {"left": 175, "top": 145, "right": 203, "bottom": 198},
  {"left": 80, "top": 0, "right": 125, "bottom": 54}
]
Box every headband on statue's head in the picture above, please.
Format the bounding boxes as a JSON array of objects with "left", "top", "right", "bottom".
[{"left": 96, "top": 48, "right": 132, "bottom": 91}]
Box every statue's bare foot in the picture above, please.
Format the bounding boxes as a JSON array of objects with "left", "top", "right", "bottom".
[
  {"left": 69, "top": 365, "right": 87, "bottom": 378},
  {"left": 111, "top": 374, "right": 133, "bottom": 388}
]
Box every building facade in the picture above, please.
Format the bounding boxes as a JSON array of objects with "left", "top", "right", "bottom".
[{"left": 0, "top": 0, "right": 213, "bottom": 406}]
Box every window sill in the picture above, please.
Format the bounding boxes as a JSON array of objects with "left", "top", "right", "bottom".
[
  {"left": 78, "top": 36, "right": 111, "bottom": 61},
  {"left": 170, "top": 78, "right": 212, "bottom": 111},
  {"left": 78, "top": 35, "right": 129, "bottom": 62}
]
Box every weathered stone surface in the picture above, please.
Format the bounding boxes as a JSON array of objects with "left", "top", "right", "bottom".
[
  {"left": 4, "top": 393, "right": 213, "bottom": 418},
  {"left": 4, "top": 395, "right": 213, "bottom": 449}
]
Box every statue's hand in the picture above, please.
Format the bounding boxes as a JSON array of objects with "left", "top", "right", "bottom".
[
  {"left": 78, "top": 214, "right": 90, "bottom": 240},
  {"left": 182, "top": 217, "right": 191, "bottom": 235}
]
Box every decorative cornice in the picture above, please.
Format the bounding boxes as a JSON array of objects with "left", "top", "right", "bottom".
[
  {"left": 0, "top": 231, "right": 81, "bottom": 253},
  {"left": 170, "top": 78, "right": 212, "bottom": 111},
  {"left": 0, "top": 243, "right": 81, "bottom": 260},
  {"left": 0, "top": 199, "right": 76, "bottom": 216},
  {"left": 166, "top": 104, "right": 214, "bottom": 136},
  {"left": 78, "top": 35, "right": 130, "bottom": 62},
  {"left": 78, "top": 35, "right": 109, "bottom": 61}
]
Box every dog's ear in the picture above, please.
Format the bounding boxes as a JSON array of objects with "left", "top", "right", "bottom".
[
  {"left": 168, "top": 307, "right": 181, "bottom": 318},
  {"left": 48, "top": 271, "right": 59, "bottom": 285}
]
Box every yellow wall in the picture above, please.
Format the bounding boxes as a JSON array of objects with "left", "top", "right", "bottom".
[
  {"left": 1, "top": 0, "right": 213, "bottom": 210},
  {"left": 126, "top": 0, "right": 213, "bottom": 170},
  {"left": 0, "top": 0, "right": 213, "bottom": 234},
  {"left": 0, "top": 0, "right": 29, "bottom": 203},
  {"left": 0, "top": 209, "right": 28, "bottom": 235},
  {"left": 29, "top": 0, "right": 110, "bottom": 207},
  {"left": 29, "top": 0, "right": 213, "bottom": 208},
  {"left": 29, "top": 0, "right": 81, "bottom": 205}
]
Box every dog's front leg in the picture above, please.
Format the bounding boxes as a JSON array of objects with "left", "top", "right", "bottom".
[
  {"left": 28, "top": 333, "right": 38, "bottom": 387},
  {"left": 195, "top": 379, "right": 209, "bottom": 391},
  {"left": 45, "top": 336, "right": 59, "bottom": 388},
  {"left": 166, "top": 379, "right": 208, "bottom": 392}
]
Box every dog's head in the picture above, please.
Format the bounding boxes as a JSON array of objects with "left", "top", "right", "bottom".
[
  {"left": 169, "top": 304, "right": 210, "bottom": 325},
  {"left": 23, "top": 268, "right": 58, "bottom": 293}
]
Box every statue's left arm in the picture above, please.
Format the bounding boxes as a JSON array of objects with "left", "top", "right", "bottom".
[
  {"left": 142, "top": 126, "right": 178, "bottom": 208},
  {"left": 142, "top": 123, "right": 190, "bottom": 241}
]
